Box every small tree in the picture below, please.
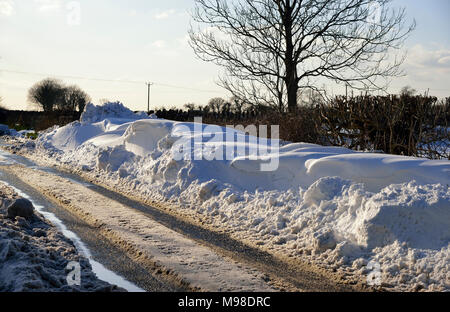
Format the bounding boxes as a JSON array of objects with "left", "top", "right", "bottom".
[
  {"left": 60, "top": 85, "right": 91, "bottom": 112},
  {"left": 208, "top": 97, "right": 227, "bottom": 114},
  {"left": 184, "top": 103, "right": 197, "bottom": 111},
  {"left": 28, "top": 78, "right": 65, "bottom": 112},
  {"left": 400, "top": 85, "right": 416, "bottom": 97}
]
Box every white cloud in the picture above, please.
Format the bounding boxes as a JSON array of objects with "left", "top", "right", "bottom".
[
  {"left": 437, "top": 55, "right": 450, "bottom": 66},
  {"left": 0, "top": 0, "right": 14, "bottom": 16},
  {"left": 151, "top": 40, "right": 166, "bottom": 49},
  {"left": 396, "top": 44, "right": 450, "bottom": 94},
  {"left": 153, "top": 9, "right": 175, "bottom": 20},
  {"left": 406, "top": 44, "right": 450, "bottom": 70},
  {"left": 34, "top": 0, "right": 62, "bottom": 12}
]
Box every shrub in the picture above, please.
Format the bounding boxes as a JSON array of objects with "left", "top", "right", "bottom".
[{"left": 317, "top": 95, "right": 449, "bottom": 159}]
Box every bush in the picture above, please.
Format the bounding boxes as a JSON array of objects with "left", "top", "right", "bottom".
[
  {"left": 317, "top": 95, "right": 449, "bottom": 159},
  {"left": 0, "top": 110, "right": 82, "bottom": 132}
]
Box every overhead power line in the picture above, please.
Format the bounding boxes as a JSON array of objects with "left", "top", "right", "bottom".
[
  {"left": 0, "top": 69, "right": 144, "bottom": 84},
  {"left": 2, "top": 68, "right": 448, "bottom": 99},
  {"left": 0, "top": 68, "right": 224, "bottom": 94}
]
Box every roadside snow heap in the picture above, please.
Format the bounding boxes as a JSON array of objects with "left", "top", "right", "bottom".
[
  {"left": 0, "top": 124, "right": 36, "bottom": 138},
  {"left": 0, "top": 182, "right": 123, "bottom": 292},
  {"left": 0, "top": 124, "right": 19, "bottom": 137},
  {"left": 25, "top": 102, "right": 450, "bottom": 291}
]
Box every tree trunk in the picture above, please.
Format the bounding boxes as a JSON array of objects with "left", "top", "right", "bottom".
[
  {"left": 286, "top": 76, "right": 298, "bottom": 113},
  {"left": 283, "top": 1, "right": 298, "bottom": 113}
]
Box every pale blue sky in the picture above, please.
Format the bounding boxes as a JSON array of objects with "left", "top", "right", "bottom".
[{"left": 0, "top": 0, "right": 449, "bottom": 111}]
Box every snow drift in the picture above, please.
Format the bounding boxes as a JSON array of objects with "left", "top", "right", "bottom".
[
  {"left": 0, "top": 124, "right": 20, "bottom": 137},
  {"left": 26, "top": 102, "right": 450, "bottom": 291}
]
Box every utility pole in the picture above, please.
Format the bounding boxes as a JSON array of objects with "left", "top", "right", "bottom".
[{"left": 146, "top": 82, "right": 154, "bottom": 114}]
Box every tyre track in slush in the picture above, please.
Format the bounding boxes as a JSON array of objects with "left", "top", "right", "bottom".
[{"left": 1, "top": 164, "right": 279, "bottom": 292}]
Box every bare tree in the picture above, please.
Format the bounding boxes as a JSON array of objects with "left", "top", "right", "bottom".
[
  {"left": 230, "top": 96, "right": 249, "bottom": 114},
  {"left": 400, "top": 85, "right": 416, "bottom": 97},
  {"left": 28, "top": 78, "right": 65, "bottom": 112},
  {"left": 190, "top": 0, "right": 415, "bottom": 112},
  {"left": 184, "top": 103, "right": 197, "bottom": 111},
  {"left": 208, "top": 97, "right": 227, "bottom": 113},
  {"left": 60, "top": 85, "right": 91, "bottom": 112}
]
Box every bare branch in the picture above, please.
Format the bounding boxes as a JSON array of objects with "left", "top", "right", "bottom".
[{"left": 190, "top": 0, "right": 415, "bottom": 111}]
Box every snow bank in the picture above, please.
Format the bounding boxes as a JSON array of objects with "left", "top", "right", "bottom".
[
  {"left": 24, "top": 102, "right": 450, "bottom": 291},
  {"left": 81, "top": 102, "right": 149, "bottom": 123},
  {"left": 301, "top": 178, "right": 450, "bottom": 251},
  {"left": 0, "top": 125, "right": 36, "bottom": 138},
  {"left": 0, "top": 124, "right": 19, "bottom": 137}
]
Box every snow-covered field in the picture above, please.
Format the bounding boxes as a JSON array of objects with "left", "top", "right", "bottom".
[{"left": 8, "top": 102, "right": 450, "bottom": 292}]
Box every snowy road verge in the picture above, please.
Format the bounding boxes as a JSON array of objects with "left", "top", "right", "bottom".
[
  {"left": 2, "top": 164, "right": 277, "bottom": 292},
  {"left": 0, "top": 182, "right": 124, "bottom": 292}
]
